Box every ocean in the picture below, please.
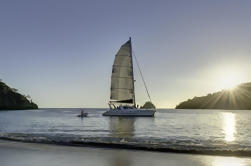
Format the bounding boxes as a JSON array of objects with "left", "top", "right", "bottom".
[{"left": 0, "top": 108, "right": 251, "bottom": 155}]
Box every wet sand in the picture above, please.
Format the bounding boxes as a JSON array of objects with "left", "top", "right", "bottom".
[{"left": 0, "top": 140, "right": 250, "bottom": 166}]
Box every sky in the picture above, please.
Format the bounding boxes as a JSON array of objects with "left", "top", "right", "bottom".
[{"left": 1, "top": 0, "right": 251, "bottom": 108}]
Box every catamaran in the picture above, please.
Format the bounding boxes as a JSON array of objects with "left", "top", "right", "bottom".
[{"left": 103, "top": 38, "right": 156, "bottom": 117}]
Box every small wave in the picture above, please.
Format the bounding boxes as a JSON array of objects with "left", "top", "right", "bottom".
[{"left": 1, "top": 133, "right": 251, "bottom": 157}]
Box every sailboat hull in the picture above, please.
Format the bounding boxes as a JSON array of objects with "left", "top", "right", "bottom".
[{"left": 103, "top": 109, "right": 155, "bottom": 117}]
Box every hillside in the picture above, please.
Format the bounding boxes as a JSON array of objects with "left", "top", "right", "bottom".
[
  {"left": 0, "top": 81, "right": 38, "bottom": 110},
  {"left": 141, "top": 101, "right": 156, "bottom": 109},
  {"left": 176, "top": 82, "right": 251, "bottom": 110}
]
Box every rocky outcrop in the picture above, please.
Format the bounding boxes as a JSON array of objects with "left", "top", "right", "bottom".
[
  {"left": 0, "top": 81, "right": 38, "bottom": 110},
  {"left": 141, "top": 101, "right": 156, "bottom": 109}
]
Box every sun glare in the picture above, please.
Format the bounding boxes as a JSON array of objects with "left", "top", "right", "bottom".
[
  {"left": 212, "top": 157, "right": 245, "bottom": 166},
  {"left": 217, "top": 70, "right": 242, "bottom": 90},
  {"left": 222, "top": 112, "right": 236, "bottom": 142},
  {"left": 219, "top": 76, "right": 238, "bottom": 90}
]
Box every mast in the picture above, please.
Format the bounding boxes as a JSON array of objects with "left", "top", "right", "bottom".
[{"left": 129, "top": 37, "right": 136, "bottom": 107}]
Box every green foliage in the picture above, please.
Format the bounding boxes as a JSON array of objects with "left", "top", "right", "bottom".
[
  {"left": 140, "top": 101, "right": 156, "bottom": 109},
  {"left": 176, "top": 82, "right": 251, "bottom": 110},
  {"left": 0, "top": 81, "right": 38, "bottom": 110}
]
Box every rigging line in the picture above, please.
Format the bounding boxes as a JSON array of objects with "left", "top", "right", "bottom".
[{"left": 132, "top": 50, "right": 152, "bottom": 103}]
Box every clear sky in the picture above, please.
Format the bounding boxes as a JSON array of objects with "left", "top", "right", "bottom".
[{"left": 1, "top": 0, "right": 251, "bottom": 108}]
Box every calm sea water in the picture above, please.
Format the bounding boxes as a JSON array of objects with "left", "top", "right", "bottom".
[{"left": 1, "top": 108, "right": 251, "bottom": 152}]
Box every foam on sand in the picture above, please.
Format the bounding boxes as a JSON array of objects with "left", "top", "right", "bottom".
[{"left": 1, "top": 133, "right": 251, "bottom": 157}]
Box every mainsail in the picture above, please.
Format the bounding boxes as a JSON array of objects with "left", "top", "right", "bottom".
[{"left": 110, "top": 38, "right": 135, "bottom": 105}]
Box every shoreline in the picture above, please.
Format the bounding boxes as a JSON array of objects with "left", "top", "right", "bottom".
[
  {"left": 1, "top": 139, "right": 251, "bottom": 166},
  {"left": 1, "top": 133, "right": 251, "bottom": 157}
]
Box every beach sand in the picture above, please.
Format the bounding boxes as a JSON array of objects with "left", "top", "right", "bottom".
[{"left": 0, "top": 140, "right": 250, "bottom": 166}]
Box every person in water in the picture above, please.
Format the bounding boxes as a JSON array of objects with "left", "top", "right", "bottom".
[{"left": 78, "top": 109, "right": 87, "bottom": 118}]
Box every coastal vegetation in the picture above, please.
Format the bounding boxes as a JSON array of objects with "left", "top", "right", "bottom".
[
  {"left": 176, "top": 82, "right": 251, "bottom": 110},
  {"left": 141, "top": 101, "right": 156, "bottom": 109},
  {"left": 0, "top": 80, "right": 38, "bottom": 110}
]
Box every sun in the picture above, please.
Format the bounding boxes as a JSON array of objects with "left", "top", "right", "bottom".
[
  {"left": 219, "top": 76, "right": 238, "bottom": 90},
  {"left": 218, "top": 70, "right": 242, "bottom": 90},
  {"left": 210, "top": 64, "right": 246, "bottom": 92}
]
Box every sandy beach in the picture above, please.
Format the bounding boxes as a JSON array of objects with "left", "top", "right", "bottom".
[{"left": 0, "top": 139, "right": 250, "bottom": 166}]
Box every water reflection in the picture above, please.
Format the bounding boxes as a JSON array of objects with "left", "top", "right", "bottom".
[
  {"left": 212, "top": 157, "right": 246, "bottom": 166},
  {"left": 109, "top": 117, "right": 135, "bottom": 138},
  {"left": 222, "top": 112, "right": 236, "bottom": 142},
  {"left": 110, "top": 151, "right": 132, "bottom": 166}
]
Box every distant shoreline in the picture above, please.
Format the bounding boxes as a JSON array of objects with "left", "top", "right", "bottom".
[{"left": 176, "top": 82, "right": 251, "bottom": 110}]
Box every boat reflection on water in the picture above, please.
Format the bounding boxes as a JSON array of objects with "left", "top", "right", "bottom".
[
  {"left": 108, "top": 117, "right": 135, "bottom": 166},
  {"left": 110, "top": 151, "right": 132, "bottom": 166},
  {"left": 109, "top": 117, "right": 135, "bottom": 138}
]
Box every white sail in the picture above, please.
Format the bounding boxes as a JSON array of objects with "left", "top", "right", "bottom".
[
  {"left": 110, "top": 39, "right": 135, "bottom": 104},
  {"left": 103, "top": 38, "right": 155, "bottom": 117}
]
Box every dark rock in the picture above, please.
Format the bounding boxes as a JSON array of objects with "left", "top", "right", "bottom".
[
  {"left": 0, "top": 81, "right": 38, "bottom": 110},
  {"left": 141, "top": 101, "right": 156, "bottom": 109}
]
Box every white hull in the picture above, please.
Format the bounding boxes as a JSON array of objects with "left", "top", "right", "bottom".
[{"left": 103, "top": 108, "right": 155, "bottom": 117}]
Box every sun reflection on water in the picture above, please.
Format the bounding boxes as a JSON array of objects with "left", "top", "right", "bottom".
[
  {"left": 212, "top": 157, "right": 246, "bottom": 166},
  {"left": 222, "top": 112, "right": 236, "bottom": 142}
]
